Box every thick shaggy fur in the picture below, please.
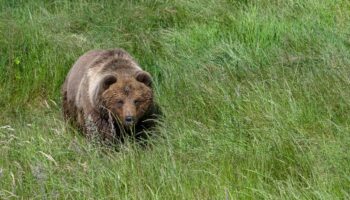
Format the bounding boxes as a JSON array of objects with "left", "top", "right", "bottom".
[{"left": 61, "top": 49, "right": 161, "bottom": 143}]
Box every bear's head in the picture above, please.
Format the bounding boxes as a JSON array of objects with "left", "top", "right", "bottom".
[{"left": 99, "top": 71, "right": 153, "bottom": 127}]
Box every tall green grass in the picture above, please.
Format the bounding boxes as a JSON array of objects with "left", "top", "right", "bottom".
[{"left": 1, "top": 0, "right": 350, "bottom": 199}]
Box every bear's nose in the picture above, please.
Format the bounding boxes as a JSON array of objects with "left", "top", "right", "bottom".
[{"left": 125, "top": 116, "right": 134, "bottom": 124}]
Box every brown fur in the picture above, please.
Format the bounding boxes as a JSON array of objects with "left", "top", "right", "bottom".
[{"left": 61, "top": 49, "right": 161, "bottom": 143}]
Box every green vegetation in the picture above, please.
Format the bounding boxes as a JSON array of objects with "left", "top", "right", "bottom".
[{"left": 1, "top": 0, "right": 350, "bottom": 199}]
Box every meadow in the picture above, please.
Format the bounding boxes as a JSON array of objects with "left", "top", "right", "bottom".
[{"left": 0, "top": 0, "right": 350, "bottom": 199}]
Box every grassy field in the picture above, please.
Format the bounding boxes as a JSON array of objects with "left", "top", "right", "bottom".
[{"left": 1, "top": 0, "right": 350, "bottom": 199}]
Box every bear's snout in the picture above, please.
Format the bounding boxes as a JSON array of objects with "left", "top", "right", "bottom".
[{"left": 124, "top": 116, "right": 135, "bottom": 126}]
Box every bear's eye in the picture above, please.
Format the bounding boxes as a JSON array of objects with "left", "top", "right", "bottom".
[
  {"left": 134, "top": 99, "right": 143, "bottom": 106},
  {"left": 116, "top": 100, "right": 124, "bottom": 107}
]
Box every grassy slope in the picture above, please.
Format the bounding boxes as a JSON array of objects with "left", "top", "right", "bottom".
[{"left": 1, "top": 0, "right": 350, "bottom": 199}]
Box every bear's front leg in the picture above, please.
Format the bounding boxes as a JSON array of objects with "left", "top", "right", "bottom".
[{"left": 84, "top": 111, "right": 117, "bottom": 143}]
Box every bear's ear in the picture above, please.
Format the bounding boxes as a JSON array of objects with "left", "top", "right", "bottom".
[
  {"left": 135, "top": 71, "right": 152, "bottom": 87},
  {"left": 101, "top": 75, "right": 117, "bottom": 91}
]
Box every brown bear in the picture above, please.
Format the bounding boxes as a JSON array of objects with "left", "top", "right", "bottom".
[{"left": 61, "top": 49, "right": 161, "bottom": 143}]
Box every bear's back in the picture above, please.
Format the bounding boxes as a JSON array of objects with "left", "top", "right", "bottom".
[{"left": 65, "top": 50, "right": 104, "bottom": 102}]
